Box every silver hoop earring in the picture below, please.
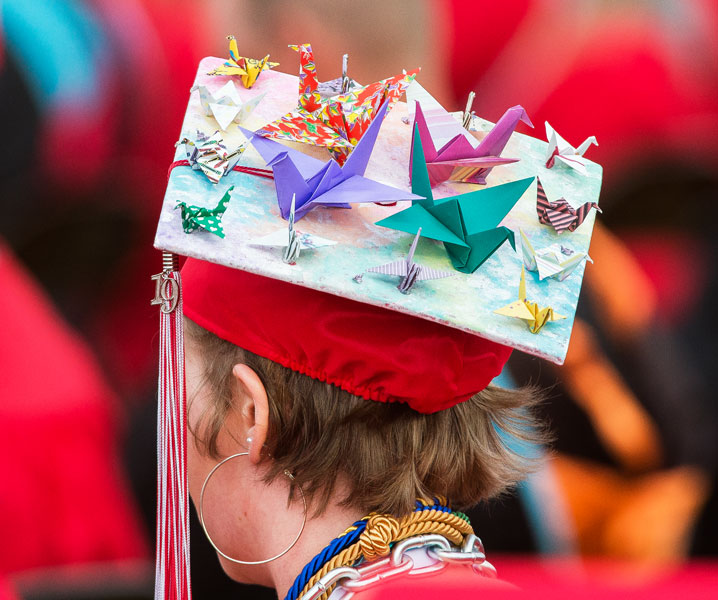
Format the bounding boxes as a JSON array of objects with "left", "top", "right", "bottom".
[{"left": 199, "top": 452, "right": 307, "bottom": 565}]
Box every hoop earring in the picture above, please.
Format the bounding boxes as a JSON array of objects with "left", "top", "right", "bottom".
[{"left": 199, "top": 452, "right": 307, "bottom": 565}]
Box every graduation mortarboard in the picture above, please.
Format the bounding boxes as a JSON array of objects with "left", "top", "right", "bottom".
[{"left": 151, "top": 53, "right": 602, "bottom": 599}]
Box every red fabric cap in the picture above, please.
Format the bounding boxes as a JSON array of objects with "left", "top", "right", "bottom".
[{"left": 182, "top": 258, "right": 511, "bottom": 414}]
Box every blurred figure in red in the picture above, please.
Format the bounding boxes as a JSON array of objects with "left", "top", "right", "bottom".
[
  {"left": 0, "top": 1, "right": 210, "bottom": 596},
  {"left": 0, "top": 241, "right": 149, "bottom": 594},
  {"left": 443, "top": 0, "right": 718, "bottom": 569}
]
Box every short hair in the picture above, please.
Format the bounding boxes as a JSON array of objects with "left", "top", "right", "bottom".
[{"left": 186, "top": 318, "right": 547, "bottom": 516}]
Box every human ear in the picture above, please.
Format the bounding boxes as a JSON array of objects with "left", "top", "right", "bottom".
[{"left": 231, "top": 364, "right": 269, "bottom": 465}]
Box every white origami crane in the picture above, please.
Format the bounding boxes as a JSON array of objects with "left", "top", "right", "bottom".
[
  {"left": 177, "top": 130, "right": 246, "bottom": 184},
  {"left": 519, "top": 229, "right": 592, "bottom": 282},
  {"left": 191, "top": 81, "right": 265, "bottom": 131},
  {"left": 355, "top": 228, "right": 454, "bottom": 294},
  {"left": 251, "top": 195, "right": 336, "bottom": 264},
  {"left": 544, "top": 122, "right": 598, "bottom": 176}
]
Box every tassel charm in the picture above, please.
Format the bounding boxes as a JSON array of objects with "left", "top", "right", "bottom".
[
  {"left": 152, "top": 252, "right": 191, "bottom": 600},
  {"left": 151, "top": 254, "right": 181, "bottom": 313}
]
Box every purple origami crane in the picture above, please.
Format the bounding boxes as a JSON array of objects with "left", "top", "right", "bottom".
[
  {"left": 410, "top": 100, "right": 533, "bottom": 188},
  {"left": 241, "top": 100, "right": 422, "bottom": 221}
]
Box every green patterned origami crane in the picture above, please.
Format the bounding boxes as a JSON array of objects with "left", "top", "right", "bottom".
[
  {"left": 175, "top": 186, "right": 233, "bottom": 238},
  {"left": 375, "top": 124, "right": 534, "bottom": 273}
]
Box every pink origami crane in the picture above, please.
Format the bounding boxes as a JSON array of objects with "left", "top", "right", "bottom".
[
  {"left": 256, "top": 43, "right": 418, "bottom": 165},
  {"left": 410, "top": 100, "right": 533, "bottom": 188}
]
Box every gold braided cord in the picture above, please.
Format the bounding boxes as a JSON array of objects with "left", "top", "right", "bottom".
[
  {"left": 298, "top": 509, "right": 474, "bottom": 600},
  {"left": 359, "top": 515, "right": 401, "bottom": 561},
  {"left": 397, "top": 519, "right": 465, "bottom": 546},
  {"left": 399, "top": 508, "right": 473, "bottom": 534}
]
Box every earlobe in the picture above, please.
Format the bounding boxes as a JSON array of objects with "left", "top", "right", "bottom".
[{"left": 231, "top": 364, "right": 269, "bottom": 464}]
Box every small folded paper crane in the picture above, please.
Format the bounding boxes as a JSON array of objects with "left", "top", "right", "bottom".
[
  {"left": 251, "top": 194, "right": 336, "bottom": 264},
  {"left": 376, "top": 122, "right": 534, "bottom": 273},
  {"left": 177, "top": 130, "right": 246, "bottom": 184},
  {"left": 519, "top": 229, "right": 592, "bottom": 281},
  {"left": 175, "top": 186, "right": 233, "bottom": 238},
  {"left": 494, "top": 266, "right": 566, "bottom": 334},
  {"left": 355, "top": 228, "right": 453, "bottom": 294},
  {"left": 544, "top": 121, "right": 598, "bottom": 175},
  {"left": 317, "top": 53, "right": 358, "bottom": 97},
  {"left": 207, "top": 35, "right": 279, "bottom": 88},
  {"left": 411, "top": 100, "right": 531, "bottom": 187},
  {"left": 536, "top": 176, "right": 601, "bottom": 234},
  {"left": 289, "top": 44, "right": 359, "bottom": 100},
  {"left": 242, "top": 100, "right": 422, "bottom": 221},
  {"left": 191, "top": 81, "right": 265, "bottom": 131},
  {"left": 256, "top": 43, "right": 418, "bottom": 164}
]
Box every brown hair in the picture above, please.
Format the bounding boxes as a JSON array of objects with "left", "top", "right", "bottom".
[{"left": 186, "top": 318, "right": 547, "bottom": 516}]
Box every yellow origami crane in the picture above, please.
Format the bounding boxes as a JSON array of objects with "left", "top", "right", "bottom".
[
  {"left": 208, "top": 36, "right": 279, "bottom": 89},
  {"left": 494, "top": 267, "right": 566, "bottom": 334}
]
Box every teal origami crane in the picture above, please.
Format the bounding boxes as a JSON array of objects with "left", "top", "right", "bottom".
[{"left": 375, "top": 125, "right": 534, "bottom": 273}]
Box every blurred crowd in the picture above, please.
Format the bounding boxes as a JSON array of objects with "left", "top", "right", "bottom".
[{"left": 1, "top": 1, "right": 717, "bottom": 598}]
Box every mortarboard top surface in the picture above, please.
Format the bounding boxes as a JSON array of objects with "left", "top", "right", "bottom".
[{"left": 155, "top": 57, "right": 603, "bottom": 365}]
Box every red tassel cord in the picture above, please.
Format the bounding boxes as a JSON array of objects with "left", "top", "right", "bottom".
[
  {"left": 167, "top": 159, "right": 274, "bottom": 182},
  {"left": 152, "top": 256, "right": 191, "bottom": 600}
]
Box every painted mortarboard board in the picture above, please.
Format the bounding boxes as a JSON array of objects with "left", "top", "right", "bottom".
[{"left": 156, "top": 59, "right": 602, "bottom": 365}]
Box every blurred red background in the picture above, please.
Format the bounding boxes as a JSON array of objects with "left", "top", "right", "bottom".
[{"left": 1, "top": 1, "right": 716, "bottom": 598}]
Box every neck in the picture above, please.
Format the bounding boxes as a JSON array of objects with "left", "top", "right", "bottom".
[
  {"left": 267, "top": 495, "right": 364, "bottom": 599},
  {"left": 221, "top": 472, "right": 364, "bottom": 599}
]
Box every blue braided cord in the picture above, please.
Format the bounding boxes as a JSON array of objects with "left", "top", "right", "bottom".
[
  {"left": 415, "top": 497, "right": 452, "bottom": 512},
  {"left": 284, "top": 519, "right": 368, "bottom": 600},
  {"left": 416, "top": 501, "right": 451, "bottom": 513}
]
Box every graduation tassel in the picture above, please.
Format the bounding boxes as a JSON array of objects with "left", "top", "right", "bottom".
[{"left": 151, "top": 252, "right": 191, "bottom": 600}]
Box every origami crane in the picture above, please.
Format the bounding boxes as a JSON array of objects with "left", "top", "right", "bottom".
[
  {"left": 242, "top": 100, "right": 422, "bottom": 221},
  {"left": 256, "top": 42, "right": 418, "bottom": 164},
  {"left": 315, "top": 52, "right": 360, "bottom": 98},
  {"left": 207, "top": 35, "right": 279, "bottom": 88},
  {"left": 191, "top": 81, "right": 265, "bottom": 131},
  {"left": 175, "top": 186, "right": 233, "bottom": 238},
  {"left": 519, "top": 229, "right": 592, "bottom": 281},
  {"left": 494, "top": 266, "right": 566, "bottom": 334},
  {"left": 251, "top": 195, "right": 336, "bottom": 264},
  {"left": 411, "top": 100, "right": 531, "bottom": 187},
  {"left": 177, "top": 130, "right": 246, "bottom": 184},
  {"left": 536, "top": 176, "right": 601, "bottom": 233},
  {"left": 355, "top": 227, "right": 454, "bottom": 294},
  {"left": 288, "top": 44, "right": 359, "bottom": 100},
  {"left": 375, "top": 123, "right": 535, "bottom": 274},
  {"left": 544, "top": 121, "right": 598, "bottom": 175}
]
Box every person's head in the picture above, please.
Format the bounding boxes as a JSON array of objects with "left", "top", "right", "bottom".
[
  {"left": 181, "top": 259, "right": 545, "bottom": 583},
  {"left": 186, "top": 316, "right": 542, "bottom": 518}
]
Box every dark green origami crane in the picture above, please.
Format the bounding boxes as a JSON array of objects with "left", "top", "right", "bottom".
[{"left": 175, "top": 185, "right": 233, "bottom": 239}]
